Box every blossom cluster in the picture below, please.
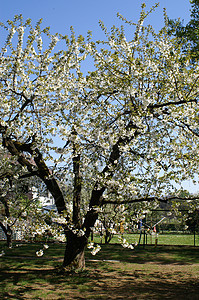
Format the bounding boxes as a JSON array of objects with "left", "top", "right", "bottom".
[
  {"left": 87, "top": 242, "right": 101, "bottom": 255},
  {"left": 118, "top": 235, "right": 137, "bottom": 250},
  {"left": 36, "top": 244, "right": 49, "bottom": 257}
]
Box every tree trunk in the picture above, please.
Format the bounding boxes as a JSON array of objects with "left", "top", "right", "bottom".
[
  {"left": 63, "top": 231, "right": 88, "bottom": 270},
  {"left": 6, "top": 227, "right": 12, "bottom": 248},
  {"left": 72, "top": 142, "right": 82, "bottom": 228},
  {"left": 0, "top": 222, "right": 12, "bottom": 248},
  {"left": 104, "top": 229, "right": 113, "bottom": 244}
]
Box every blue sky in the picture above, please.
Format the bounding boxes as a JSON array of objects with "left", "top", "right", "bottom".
[{"left": 0, "top": 0, "right": 191, "bottom": 38}]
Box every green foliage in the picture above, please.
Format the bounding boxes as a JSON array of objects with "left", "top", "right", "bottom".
[
  {"left": 168, "top": 0, "right": 199, "bottom": 61},
  {"left": 186, "top": 209, "right": 199, "bottom": 232}
]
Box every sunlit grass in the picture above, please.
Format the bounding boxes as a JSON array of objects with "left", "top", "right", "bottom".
[{"left": 91, "top": 232, "right": 199, "bottom": 246}]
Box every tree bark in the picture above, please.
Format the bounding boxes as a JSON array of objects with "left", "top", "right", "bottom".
[
  {"left": 72, "top": 143, "right": 82, "bottom": 228},
  {"left": 6, "top": 225, "right": 12, "bottom": 248},
  {"left": 0, "top": 195, "right": 13, "bottom": 248},
  {"left": 104, "top": 229, "right": 113, "bottom": 244},
  {"left": 63, "top": 231, "right": 87, "bottom": 270},
  {"left": 0, "top": 222, "right": 12, "bottom": 248}
]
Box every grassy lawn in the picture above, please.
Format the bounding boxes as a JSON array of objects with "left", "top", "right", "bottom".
[
  {"left": 92, "top": 233, "right": 199, "bottom": 247},
  {"left": 156, "top": 233, "right": 198, "bottom": 246},
  {"left": 0, "top": 241, "right": 199, "bottom": 299}
]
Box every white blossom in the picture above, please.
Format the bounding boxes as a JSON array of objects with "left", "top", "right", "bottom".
[
  {"left": 36, "top": 250, "right": 44, "bottom": 257},
  {"left": 0, "top": 250, "right": 5, "bottom": 257},
  {"left": 91, "top": 245, "right": 101, "bottom": 255}
]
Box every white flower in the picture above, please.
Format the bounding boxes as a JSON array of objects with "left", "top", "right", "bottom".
[
  {"left": 36, "top": 250, "right": 44, "bottom": 257},
  {"left": 128, "top": 245, "right": 134, "bottom": 250},
  {"left": 53, "top": 36, "right": 59, "bottom": 43},
  {"left": 122, "top": 242, "right": 129, "bottom": 248},
  {"left": 77, "top": 229, "right": 85, "bottom": 237},
  {"left": 91, "top": 245, "right": 101, "bottom": 255},
  {"left": 87, "top": 242, "right": 94, "bottom": 249},
  {"left": 109, "top": 39, "right": 116, "bottom": 48},
  {"left": 0, "top": 250, "right": 5, "bottom": 257},
  {"left": 37, "top": 36, "right": 43, "bottom": 52},
  {"left": 43, "top": 244, "right": 49, "bottom": 249},
  {"left": 9, "top": 27, "right": 16, "bottom": 35}
]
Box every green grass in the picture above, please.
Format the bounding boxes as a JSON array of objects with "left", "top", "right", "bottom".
[
  {"left": 155, "top": 233, "right": 198, "bottom": 245},
  {"left": 86, "top": 243, "right": 199, "bottom": 264},
  {"left": 1, "top": 242, "right": 65, "bottom": 258},
  {"left": 92, "top": 232, "right": 199, "bottom": 246},
  {"left": 0, "top": 242, "right": 199, "bottom": 299}
]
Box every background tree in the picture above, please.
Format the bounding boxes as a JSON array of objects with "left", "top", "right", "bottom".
[
  {"left": 0, "top": 4, "right": 199, "bottom": 270},
  {"left": 168, "top": 0, "right": 199, "bottom": 61},
  {"left": 186, "top": 209, "right": 199, "bottom": 233}
]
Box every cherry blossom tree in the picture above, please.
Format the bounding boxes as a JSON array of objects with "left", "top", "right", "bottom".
[
  {"left": 0, "top": 4, "right": 199, "bottom": 269},
  {"left": 0, "top": 149, "right": 55, "bottom": 248}
]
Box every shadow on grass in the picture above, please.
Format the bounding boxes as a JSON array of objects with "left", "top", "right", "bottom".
[
  {"left": 0, "top": 262, "right": 199, "bottom": 300},
  {"left": 84, "top": 272, "right": 199, "bottom": 300},
  {"left": 0, "top": 266, "right": 92, "bottom": 299},
  {"left": 85, "top": 244, "right": 199, "bottom": 265},
  {"left": 2, "top": 242, "right": 199, "bottom": 264},
  {"left": 1, "top": 244, "right": 199, "bottom": 299}
]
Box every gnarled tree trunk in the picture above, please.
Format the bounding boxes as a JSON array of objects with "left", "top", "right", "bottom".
[{"left": 63, "top": 231, "right": 88, "bottom": 270}]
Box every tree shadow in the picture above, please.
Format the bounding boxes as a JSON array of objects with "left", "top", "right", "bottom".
[
  {"left": 1, "top": 245, "right": 199, "bottom": 299},
  {"left": 1, "top": 265, "right": 199, "bottom": 299},
  {"left": 85, "top": 244, "right": 199, "bottom": 265}
]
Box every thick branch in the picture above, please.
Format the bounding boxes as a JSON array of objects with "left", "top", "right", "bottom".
[
  {"left": 83, "top": 121, "right": 139, "bottom": 234},
  {"left": 0, "top": 221, "right": 8, "bottom": 234},
  {"left": 102, "top": 195, "right": 199, "bottom": 205},
  {"left": 19, "top": 171, "right": 39, "bottom": 179},
  {"left": 178, "top": 120, "right": 199, "bottom": 138},
  {"left": 0, "top": 196, "right": 10, "bottom": 218},
  {"left": 0, "top": 125, "right": 66, "bottom": 215},
  {"left": 10, "top": 92, "right": 34, "bottom": 122},
  {"left": 72, "top": 142, "right": 82, "bottom": 227},
  {"left": 148, "top": 97, "right": 198, "bottom": 111}
]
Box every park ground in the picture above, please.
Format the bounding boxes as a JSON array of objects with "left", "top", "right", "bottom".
[{"left": 0, "top": 238, "right": 199, "bottom": 299}]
